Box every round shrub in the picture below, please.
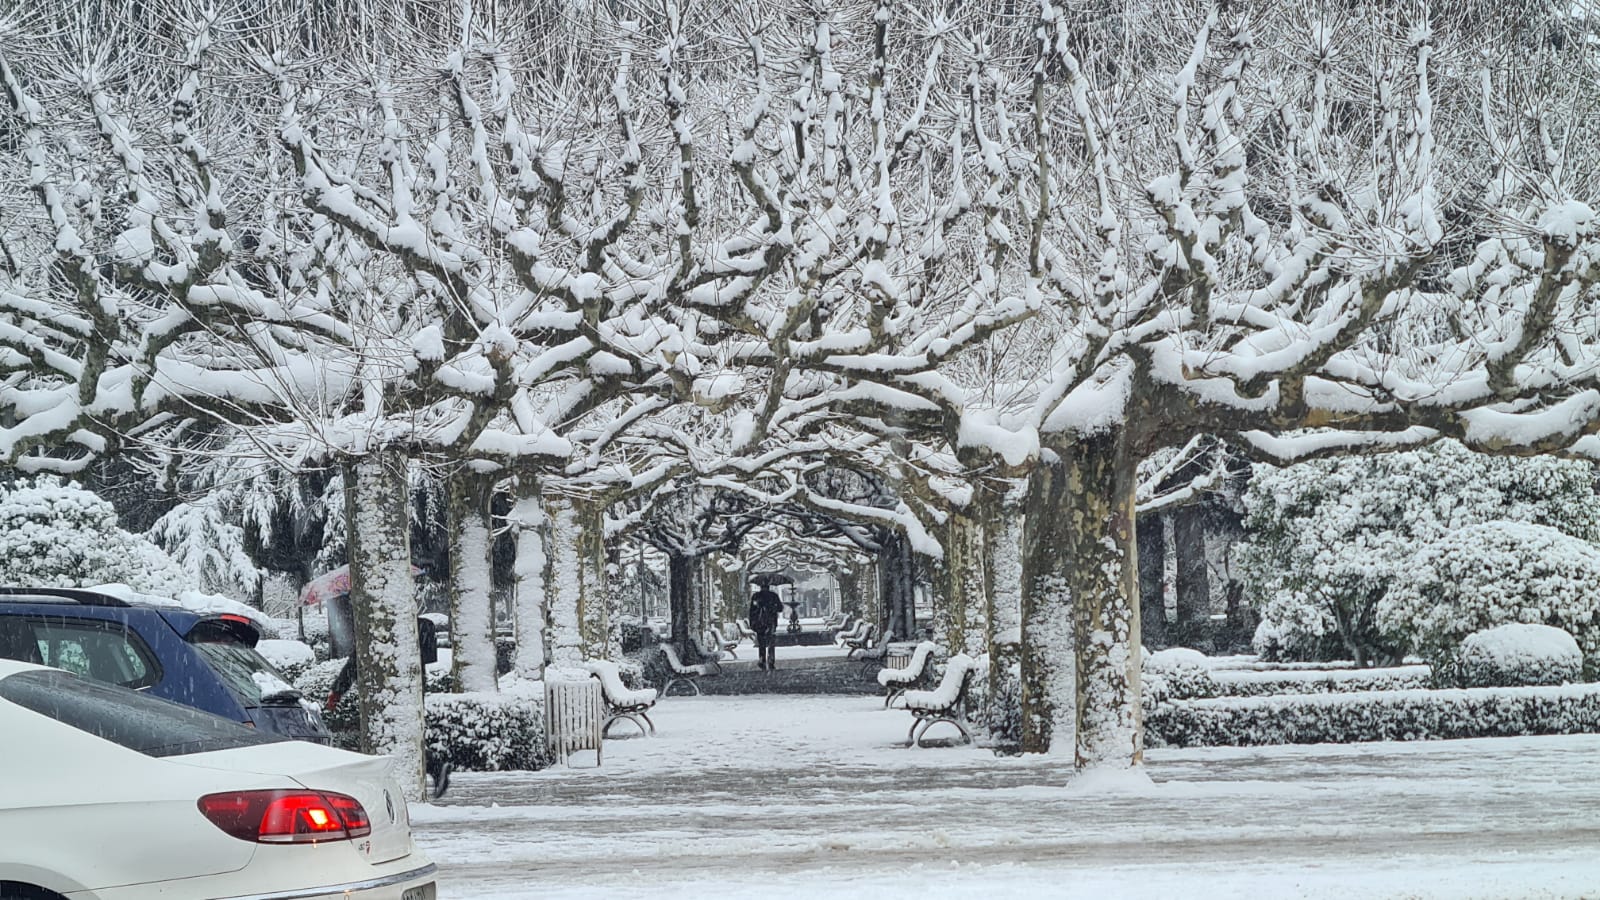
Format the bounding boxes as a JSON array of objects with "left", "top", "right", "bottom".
[
  {"left": 1239, "top": 443, "right": 1600, "bottom": 666},
  {"left": 1379, "top": 521, "right": 1600, "bottom": 677},
  {"left": 1143, "top": 647, "right": 1217, "bottom": 704},
  {"left": 1454, "top": 624, "right": 1583, "bottom": 688}
]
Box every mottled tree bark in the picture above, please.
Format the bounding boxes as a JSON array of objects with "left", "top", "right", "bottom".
[
  {"left": 447, "top": 469, "right": 498, "bottom": 693},
  {"left": 343, "top": 451, "right": 426, "bottom": 800},
  {"left": 1021, "top": 465, "right": 1074, "bottom": 755},
  {"left": 546, "top": 493, "right": 609, "bottom": 668},
  {"left": 985, "top": 480, "right": 1027, "bottom": 754},
  {"left": 948, "top": 507, "right": 990, "bottom": 658},
  {"left": 506, "top": 477, "right": 548, "bottom": 682},
  {"left": 1063, "top": 430, "right": 1143, "bottom": 770},
  {"left": 1137, "top": 513, "right": 1168, "bottom": 649}
]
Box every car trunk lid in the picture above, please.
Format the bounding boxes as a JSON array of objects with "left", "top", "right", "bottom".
[{"left": 176, "top": 742, "right": 416, "bottom": 864}]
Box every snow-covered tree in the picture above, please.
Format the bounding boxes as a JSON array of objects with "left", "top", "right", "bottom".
[
  {"left": 1240, "top": 441, "right": 1599, "bottom": 665},
  {"left": 0, "top": 477, "right": 186, "bottom": 593}
]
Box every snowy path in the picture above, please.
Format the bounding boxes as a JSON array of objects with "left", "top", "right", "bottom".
[{"left": 413, "top": 695, "right": 1600, "bottom": 898}]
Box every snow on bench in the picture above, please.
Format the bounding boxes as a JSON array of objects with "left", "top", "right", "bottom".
[
  {"left": 707, "top": 625, "right": 740, "bottom": 659},
  {"left": 901, "top": 653, "right": 979, "bottom": 748},
  {"left": 877, "top": 641, "right": 938, "bottom": 708},
  {"left": 584, "top": 659, "right": 659, "bottom": 737},
  {"left": 833, "top": 619, "right": 868, "bottom": 647},
  {"left": 661, "top": 644, "right": 721, "bottom": 697}
]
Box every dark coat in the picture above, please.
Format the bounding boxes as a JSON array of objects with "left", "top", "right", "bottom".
[{"left": 748, "top": 589, "right": 784, "bottom": 634}]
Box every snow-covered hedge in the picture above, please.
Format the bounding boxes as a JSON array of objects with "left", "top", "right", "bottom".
[
  {"left": 1379, "top": 522, "right": 1600, "bottom": 678},
  {"left": 1147, "top": 684, "right": 1600, "bottom": 747},
  {"left": 1209, "top": 666, "right": 1432, "bottom": 697},
  {"left": 294, "top": 660, "right": 547, "bottom": 768},
  {"left": 1453, "top": 624, "right": 1583, "bottom": 689},
  {"left": 257, "top": 639, "right": 316, "bottom": 682},
  {"left": 1142, "top": 648, "right": 1217, "bottom": 704},
  {"left": 425, "top": 691, "right": 550, "bottom": 772}
]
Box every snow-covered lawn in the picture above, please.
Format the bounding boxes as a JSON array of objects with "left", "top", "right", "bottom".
[{"left": 414, "top": 694, "right": 1600, "bottom": 899}]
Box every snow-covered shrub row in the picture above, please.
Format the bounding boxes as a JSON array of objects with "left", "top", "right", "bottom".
[
  {"left": 424, "top": 691, "right": 550, "bottom": 772},
  {"left": 1146, "top": 684, "right": 1600, "bottom": 748},
  {"left": 1239, "top": 442, "right": 1600, "bottom": 666},
  {"left": 0, "top": 477, "right": 187, "bottom": 595},
  {"left": 257, "top": 639, "right": 317, "bottom": 683},
  {"left": 1208, "top": 666, "right": 1432, "bottom": 698},
  {"left": 1142, "top": 648, "right": 1217, "bottom": 705},
  {"left": 291, "top": 660, "right": 548, "bottom": 769},
  {"left": 1452, "top": 624, "right": 1584, "bottom": 689},
  {"left": 1381, "top": 523, "right": 1600, "bottom": 679}
]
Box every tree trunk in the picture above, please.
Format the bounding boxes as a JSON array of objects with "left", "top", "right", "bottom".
[
  {"left": 715, "top": 555, "right": 743, "bottom": 625},
  {"left": 861, "top": 560, "right": 881, "bottom": 629},
  {"left": 1020, "top": 465, "right": 1075, "bottom": 754},
  {"left": 546, "top": 493, "right": 608, "bottom": 668},
  {"left": 838, "top": 565, "right": 861, "bottom": 618},
  {"left": 985, "top": 480, "right": 1027, "bottom": 754},
  {"left": 1062, "top": 430, "right": 1143, "bottom": 771},
  {"left": 343, "top": 451, "right": 425, "bottom": 800},
  {"left": 1138, "top": 512, "right": 1168, "bottom": 649},
  {"left": 447, "top": 469, "right": 498, "bottom": 693},
  {"left": 506, "top": 477, "right": 548, "bottom": 682},
  {"left": 667, "top": 551, "right": 696, "bottom": 658},
  {"left": 878, "top": 532, "right": 915, "bottom": 640},
  {"left": 1172, "top": 504, "right": 1211, "bottom": 649},
  {"left": 943, "top": 505, "right": 989, "bottom": 658}
]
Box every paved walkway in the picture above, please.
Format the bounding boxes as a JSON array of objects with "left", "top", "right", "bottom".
[{"left": 413, "top": 694, "right": 1600, "bottom": 899}]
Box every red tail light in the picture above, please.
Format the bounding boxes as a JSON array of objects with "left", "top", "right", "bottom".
[{"left": 198, "top": 790, "right": 373, "bottom": 843}]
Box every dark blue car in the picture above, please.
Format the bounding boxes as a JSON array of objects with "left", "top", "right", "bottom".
[{"left": 0, "top": 587, "right": 331, "bottom": 743}]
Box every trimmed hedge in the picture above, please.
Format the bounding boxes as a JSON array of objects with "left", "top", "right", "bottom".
[
  {"left": 1148, "top": 683, "right": 1600, "bottom": 748},
  {"left": 425, "top": 691, "right": 550, "bottom": 771},
  {"left": 1453, "top": 624, "right": 1582, "bottom": 689},
  {"left": 1208, "top": 666, "right": 1432, "bottom": 698},
  {"left": 292, "top": 660, "right": 548, "bottom": 769}
]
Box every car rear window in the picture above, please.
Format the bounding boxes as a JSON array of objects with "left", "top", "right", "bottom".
[
  {"left": 0, "top": 668, "right": 286, "bottom": 757},
  {"left": 190, "top": 640, "right": 300, "bottom": 707}
]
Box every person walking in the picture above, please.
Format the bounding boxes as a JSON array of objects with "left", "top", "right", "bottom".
[{"left": 749, "top": 584, "right": 785, "bottom": 671}]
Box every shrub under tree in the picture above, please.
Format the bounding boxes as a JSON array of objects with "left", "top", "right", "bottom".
[
  {"left": 1239, "top": 443, "right": 1600, "bottom": 666},
  {"left": 1380, "top": 522, "right": 1600, "bottom": 679}
]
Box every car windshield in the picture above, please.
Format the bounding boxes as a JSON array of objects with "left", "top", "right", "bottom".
[
  {"left": 0, "top": 668, "right": 287, "bottom": 757},
  {"left": 189, "top": 640, "right": 300, "bottom": 707}
]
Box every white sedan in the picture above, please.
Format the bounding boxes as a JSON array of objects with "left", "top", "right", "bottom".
[{"left": 0, "top": 658, "right": 436, "bottom": 899}]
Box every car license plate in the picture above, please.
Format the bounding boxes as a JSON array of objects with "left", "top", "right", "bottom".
[{"left": 402, "top": 883, "right": 436, "bottom": 900}]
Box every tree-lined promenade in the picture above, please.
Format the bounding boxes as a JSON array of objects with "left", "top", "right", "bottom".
[{"left": 3, "top": 0, "right": 1599, "bottom": 797}]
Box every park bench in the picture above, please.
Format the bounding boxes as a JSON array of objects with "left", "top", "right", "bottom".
[
  {"left": 900, "top": 653, "right": 978, "bottom": 748},
  {"left": 832, "top": 618, "right": 866, "bottom": 647},
  {"left": 734, "top": 618, "right": 758, "bottom": 641},
  {"left": 584, "top": 659, "right": 659, "bottom": 737},
  {"left": 545, "top": 678, "right": 605, "bottom": 766},
  {"left": 661, "top": 643, "right": 721, "bottom": 697},
  {"left": 841, "top": 623, "right": 878, "bottom": 652},
  {"left": 708, "top": 625, "right": 741, "bottom": 658},
  {"left": 877, "top": 641, "right": 938, "bottom": 708}
]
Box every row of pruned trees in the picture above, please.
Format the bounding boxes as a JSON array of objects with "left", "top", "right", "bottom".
[{"left": 4, "top": 0, "right": 1600, "bottom": 790}]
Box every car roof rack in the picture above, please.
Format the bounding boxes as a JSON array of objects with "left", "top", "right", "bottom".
[{"left": 0, "top": 587, "right": 130, "bottom": 608}]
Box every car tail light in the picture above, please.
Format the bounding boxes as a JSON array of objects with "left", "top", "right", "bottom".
[{"left": 198, "top": 790, "right": 373, "bottom": 843}]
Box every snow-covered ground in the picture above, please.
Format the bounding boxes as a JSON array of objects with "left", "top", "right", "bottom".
[{"left": 413, "top": 693, "right": 1600, "bottom": 898}]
